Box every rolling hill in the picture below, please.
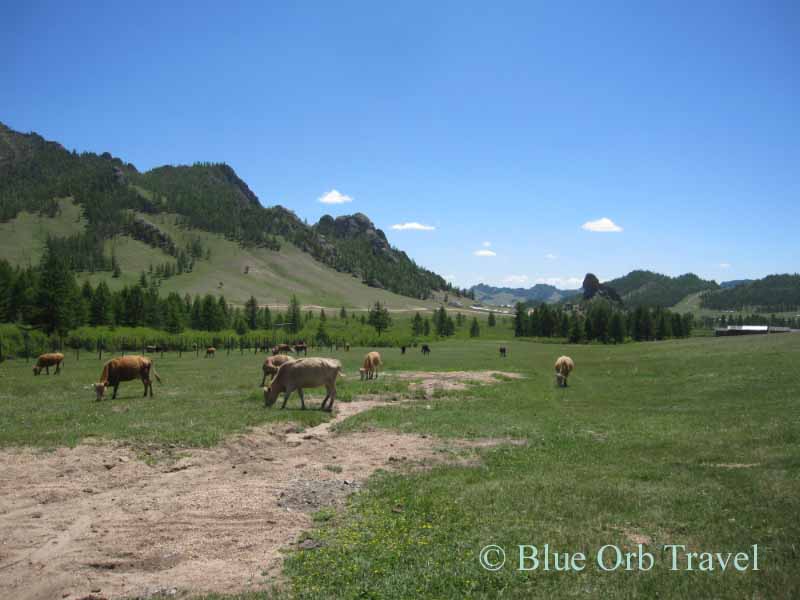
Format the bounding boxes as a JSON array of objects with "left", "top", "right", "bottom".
[
  {"left": 603, "top": 270, "right": 719, "bottom": 308},
  {"left": 470, "top": 283, "right": 579, "bottom": 306},
  {"left": 699, "top": 274, "right": 800, "bottom": 312},
  {"left": 0, "top": 122, "right": 454, "bottom": 309}
]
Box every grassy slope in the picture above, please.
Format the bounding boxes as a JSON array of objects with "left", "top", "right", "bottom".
[
  {"left": 2, "top": 335, "right": 799, "bottom": 598},
  {"left": 0, "top": 198, "right": 85, "bottom": 266},
  {"left": 0, "top": 203, "right": 442, "bottom": 310},
  {"left": 672, "top": 291, "right": 800, "bottom": 319}
]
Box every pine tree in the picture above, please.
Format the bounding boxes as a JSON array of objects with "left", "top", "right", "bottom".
[
  {"left": 244, "top": 296, "right": 259, "bottom": 330},
  {"left": 111, "top": 253, "right": 121, "bottom": 278},
  {"left": 286, "top": 295, "right": 303, "bottom": 334},
  {"left": 262, "top": 306, "right": 272, "bottom": 330},
  {"left": 513, "top": 303, "right": 526, "bottom": 337},
  {"left": 368, "top": 301, "right": 392, "bottom": 335},
  {"left": 469, "top": 317, "right": 480, "bottom": 337},
  {"left": 36, "top": 247, "right": 80, "bottom": 335},
  {"left": 610, "top": 312, "right": 625, "bottom": 344},
  {"left": 487, "top": 311, "right": 496, "bottom": 327},
  {"left": 339, "top": 306, "right": 347, "bottom": 320},
  {"left": 423, "top": 318, "right": 431, "bottom": 336},
  {"left": 569, "top": 314, "right": 584, "bottom": 343},
  {"left": 411, "top": 312, "right": 424, "bottom": 336},
  {"left": 234, "top": 314, "right": 248, "bottom": 335},
  {"left": 560, "top": 313, "right": 570, "bottom": 338},
  {"left": 315, "top": 318, "right": 330, "bottom": 346}
]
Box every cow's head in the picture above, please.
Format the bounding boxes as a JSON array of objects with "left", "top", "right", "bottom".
[
  {"left": 94, "top": 382, "right": 108, "bottom": 401},
  {"left": 263, "top": 385, "right": 279, "bottom": 408},
  {"left": 32, "top": 366, "right": 41, "bottom": 375},
  {"left": 555, "top": 373, "right": 565, "bottom": 387}
]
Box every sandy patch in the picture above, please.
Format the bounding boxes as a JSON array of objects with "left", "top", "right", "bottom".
[
  {"left": 393, "top": 370, "right": 523, "bottom": 397},
  {"left": 0, "top": 371, "right": 519, "bottom": 600}
]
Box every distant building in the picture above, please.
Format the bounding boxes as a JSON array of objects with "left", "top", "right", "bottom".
[{"left": 714, "top": 325, "right": 791, "bottom": 337}]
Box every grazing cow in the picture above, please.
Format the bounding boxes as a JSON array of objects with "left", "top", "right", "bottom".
[
  {"left": 293, "top": 342, "right": 308, "bottom": 356},
  {"left": 94, "top": 355, "right": 162, "bottom": 400},
  {"left": 499, "top": 346, "right": 507, "bottom": 358},
  {"left": 554, "top": 355, "right": 575, "bottom": 387},
  {"left": 421, "top": 344, "right": 431, "bottom": 355},
  {"left": 360, "top": 351, "right": 382, "bottom": 380},
  {"left": 33, "top": 352, "right": 65, "bottom": 376},
  {"left": 263, "top": 357, "right": 344, "bottom": 411},
  {"left": 261, "top": 354, "right": 294, "bottom": 386},
  {"left": 272, "top": 343, "right": 293, "bottom": 355},
  {"left": 205, "top": 347, "right": 216, "bottom": 358},
  {"left": 400, "top": 346, "right": 406, "bottom": 355}
]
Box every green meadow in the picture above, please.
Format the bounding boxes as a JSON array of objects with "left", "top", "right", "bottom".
[{"left": 1, "top": 334, "right": 798, "bottom": 598}]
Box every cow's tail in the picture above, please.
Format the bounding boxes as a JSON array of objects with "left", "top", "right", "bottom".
[
  {"left": 99, "top": 362, "right": 110, "bottom": 385},
  {"left": 151, "top": 362, "right": 162, "bottom": 384},
  {"left": 337, "top": 366, "right": 346, "bottom": 379}
]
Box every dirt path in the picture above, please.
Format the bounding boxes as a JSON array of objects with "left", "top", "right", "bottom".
[{"left": 0, "top": 371, "right": 522, "bottom": 600}]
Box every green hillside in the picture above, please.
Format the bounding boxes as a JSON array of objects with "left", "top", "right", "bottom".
[
  {"left": 0, "top": 122, "right": 457, "bottom": 306},
  {"left": 605, "top": 270, "right": 719, "bottom": 308},
  {"left": 699, "top": 274, "right": 800, "bottom": 313},
  {"left": 0, "top": 201, "right": 440, "bottom": 310}
]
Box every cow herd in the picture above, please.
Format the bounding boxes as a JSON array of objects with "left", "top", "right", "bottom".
[{"left": 28, "top": 345, "right": 575, "bottom": 410}]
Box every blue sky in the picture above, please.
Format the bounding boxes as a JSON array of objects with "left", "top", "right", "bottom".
[{"left": 2, "top": 1, "right": 798, "bottom": 289}]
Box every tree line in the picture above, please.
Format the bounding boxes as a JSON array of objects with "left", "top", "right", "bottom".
[{"left": 513, "top": 300, "right": 694, "bottom": 343}]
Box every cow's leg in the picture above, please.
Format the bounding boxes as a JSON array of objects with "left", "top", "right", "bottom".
[
  {"left": 325, "top": 384, "right": 336, "bottom": 411},
  {"left": 112, "top": 383, "right": 119, "bottom": 400},
  {"left": 281, "top": 387, "right": 293, "bottom": 409},
  {"left": 298, "top": 388, "right": 306, "bottom": 410},
  {"left": 261, "top": 371, "right": 267, "bottom": 387},
  {"left": 45, "top": 366, "right": 50, "bottom": 375}
]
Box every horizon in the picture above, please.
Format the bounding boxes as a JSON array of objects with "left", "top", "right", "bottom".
[{"left": 3, "top": 1, "right": 798, "bottom": 288}]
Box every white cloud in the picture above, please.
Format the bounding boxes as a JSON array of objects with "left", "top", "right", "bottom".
[
  {"left": 443, "top": 274, "right": 457, "bottom": 283},
  {"left": 544, "top": 253, "right": 558, "bottom": 260},
  {"left": 391, "top": 222, "right": 436, "bottom": 231},
  {"left": 482, "top": 241, "right": 492, "bottom": 247},
  {"left": 719, "top": 262, "right": 731, "bottom": 269},
  {"left": 535, "top": 276, "right": 583, "bottom": 289},
  {"left": 581, "top": 217, "right": 623, "bottom": 233},
  {"left": 473, "top": 249, "right": 497, "bottom": 257},
  {"left": 318, "top": 189, "right": 353, "bottom": 204},
  {"left": 502, "top": 275, "right": 529, "bottom": 285}
]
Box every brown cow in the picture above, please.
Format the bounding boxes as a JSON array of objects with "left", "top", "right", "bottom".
[
  {"left": 94, "top": 355, "right": 162, "bottom": 400},
  {"left": 205, "top": 347, "right": 216, "bottom": 358},
  {"left": 293, "top": 342, "right": 308, "bottom": 356},
  {"left": 360, "top": 351, "right": 382, "bottom": 380},
  {"left": 272, "top": 343, "right": 293, "bottom": 355},
  {"left": 554, "top": 355, "right": 575, "bottom": 387},
  {"left": 33, "top": 353, "right": 65, "bottom": 376},
  {"left": 263, "top": 357, "right": 344, "bottom": 411},
  {"left": 261, "top": 354, "right": 294, "bottom": 386}
]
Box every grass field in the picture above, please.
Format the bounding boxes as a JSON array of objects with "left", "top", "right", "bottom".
[{"left": 1, "top": 334, "right": 798, "bottom": 598}]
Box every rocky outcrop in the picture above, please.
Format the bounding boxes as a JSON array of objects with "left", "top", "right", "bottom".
[{"left": 582, "top": 273, "right": 622, "bottom": 303}]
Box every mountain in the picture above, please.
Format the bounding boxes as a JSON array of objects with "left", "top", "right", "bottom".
[
  {"left": 700, "top": 274, "right": 800, "bottom": 312},
  {"left": 0, "top": 122, "right": 450, "bottom": 303},
  {"left": 603, "top": 270, "right": 719, "bottom": 308},
  {"left": 581, "top": 273, "right": 622, "bottom": 303},
  {"left": 470, "top": 283, "right": 580, "bottom": 306},
  {"left": 720, "top": 279, "right": 753, "bottom": 289}
]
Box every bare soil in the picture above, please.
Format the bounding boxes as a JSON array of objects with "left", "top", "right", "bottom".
[{"left": 0, "top": 371, "right": 521, "bottom": 600}]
